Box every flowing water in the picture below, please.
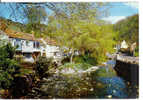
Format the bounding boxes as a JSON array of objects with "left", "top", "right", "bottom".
[{"left": 97, "top": 60, "right": 128, "bottom": 98}]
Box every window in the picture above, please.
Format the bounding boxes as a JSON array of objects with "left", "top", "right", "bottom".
[
  {"left": 37, "top": 42, "right": 40, "bottom": 48},
  {"left": 26, "top": 40, "right": 29, "bottom": 46},
  {"left": 14, "top": 39, "right": 20, "bottom": 46},
  {"left": 14, "top": 38, "right": 22, "bottom": 50},
  {"left": 33, "top": 42, "right": 36, "bottom": 48},
  {"left": 33, "top": 41, "right": 40, "bottom": 48}
]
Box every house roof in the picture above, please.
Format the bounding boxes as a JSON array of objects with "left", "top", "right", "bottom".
[
  {"left": 5, "top": 29, "right": 38, "bottom": 41},
  {"left": 1, "top": 29, "right": 57, "bottom": 45}
]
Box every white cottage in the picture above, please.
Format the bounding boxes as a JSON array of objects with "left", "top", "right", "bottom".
[{"left": 0, "top": 29, "right": 62, "bottom": 63}]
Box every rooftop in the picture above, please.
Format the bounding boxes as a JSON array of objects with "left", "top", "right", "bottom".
[{"left": 0, "top": 29, "right": 57, "bottom": 45}]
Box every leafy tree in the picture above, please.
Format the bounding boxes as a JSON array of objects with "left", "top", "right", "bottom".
[
  {"left": 24, "top": 5, "right": 48, "bottom": 37},
  {"left": 46, "top": 3, "right": 116, "bottom": 64},
  {"left": 34, "top": 56, "right": 54, "bottom": 79},
  {"left": 0, "top": 43, "right": 20, "bottom": 89},
  {"left": 0, "top": 3, "right": 110, "bottom": 37},
  {"left": 114, "top": 14, "right": 139, "bottom": 45}
]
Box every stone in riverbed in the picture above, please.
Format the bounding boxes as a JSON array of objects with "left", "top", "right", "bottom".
[{"left": 39, "top": 73, "right": 94, "bottom": 98}]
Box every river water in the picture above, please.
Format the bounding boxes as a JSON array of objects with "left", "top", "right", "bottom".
[{"left": 97, "top": 60, "right": 128, "bottom": 98}]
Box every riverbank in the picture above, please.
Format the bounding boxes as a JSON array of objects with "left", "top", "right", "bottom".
[{"left": 0, "top": 56, "right": 139, "bottom": 99}]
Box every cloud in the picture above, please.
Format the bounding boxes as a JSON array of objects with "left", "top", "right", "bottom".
[
  {"left": 123, "top": 2, "right": 138, "bottom": 9},
  {"left": 102, "top": 16, "right": 127, "bottom": 24}
]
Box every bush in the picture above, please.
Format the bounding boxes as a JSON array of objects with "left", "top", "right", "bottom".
[
  {"left": 61, "top": 56, "right": 70, "bottom": 64},
  {"left": 34, "top": 56, "right": 54, "bottom": 79},
  {"left": 0, "top": 43, "right": 20, "bottom": 89},
  {"left": 73, "top": 55, "right": 97, "bottom": 66},
  {"left": 134, "top": 46, "right": 139, "bottom": 57}
]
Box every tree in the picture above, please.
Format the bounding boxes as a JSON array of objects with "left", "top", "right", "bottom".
[
  {"left": 0, "top": 3, "right": 48, "bottom": 37},
  {"left": 24, "top": 4, "right": 48, "bottom": 37},
  {"left": 113, "top": 14, "right": 139, "bottom": 45},
  {"left": 0, "top": 3, "right": 116, "bottom": 64},
  {"left": 46, "top": 3, "right": 116, "bottom": 64},
  {"left": 0, "top": 3, "right": 110, "bottom": 36},
  {"left": 0, "top": 43, "right": 20, "bottom": 89}
]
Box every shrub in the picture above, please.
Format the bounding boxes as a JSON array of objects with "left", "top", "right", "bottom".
[
  {"left": 73, "top": 55, "right": 97, "bottom": 66},
  {"left": 61, "top": 56, "right": 70, "bottom": 64},
  {"left": 0, "top": 43, "right": 20, "bottom": 89},
  {"left": 134, "top": 51, "right": 139, "bottom": 57},
  {"left": 134, "top": 46, "right": 139, "bottom": 57},
  {"left": 34, "top": 56, "right": 54, "bottom": 79}
]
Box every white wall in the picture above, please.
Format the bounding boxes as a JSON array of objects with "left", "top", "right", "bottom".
[
  {"left": 45, "top": 45, "right": 59, "bottom": 57},
  {"left": 22, "top": 40, "right": 34, "bottom": 53}
]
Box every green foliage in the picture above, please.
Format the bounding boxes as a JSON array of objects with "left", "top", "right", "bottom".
[
  {"left": 61, "top": 56, "right": 70, "bottom": 64},
  {"left": 34, "top": 56, "right": 54, "bottom": 78},
  {"left": 24, "top": 5, "right": 47, "bottom": 37},
  {"left": 134, "top": 46, "right": 139, "bottom": 57},
  {"left": 114, "top": 14, "right": 139, "bottom": 44},
  {"left": 0, "top": 43, "right": 20, "bottom": 89},
  {"left": 48, "top": 18, "right": 116, "bottom": 64},
  {"left": 0, "top": 43, "right": 16, "bottom": 59},
  {"left": 45, "top": 3, "right": 116, "bottom": 64},
  {"left": 73, "top": 54, "right": 97, "bottom": 66}
]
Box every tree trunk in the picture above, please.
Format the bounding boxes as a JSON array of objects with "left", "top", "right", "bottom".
[
  {"left": 70, "top": 52, "right": 74, "bottom": 64},
  {"left": 70, "top": 49, "right": 74, "bottom": 63}
]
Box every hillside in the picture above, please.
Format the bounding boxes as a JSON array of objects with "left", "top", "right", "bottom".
[
  {"left": 113, "top": 14, "right": 139, "bottom": 45},
  {"left": 0, "top": 17, "right": 26, "bottom": 32},
  {"left": 0, "top": 17, "right": 48, "bottom": 38}
]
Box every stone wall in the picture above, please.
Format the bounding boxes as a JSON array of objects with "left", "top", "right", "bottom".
[
  {"left": 114, "top": 60, "right": 139, "bottom": 98},
  {"left": 114, "top": 60, "right": 139, "bottom": 86}
]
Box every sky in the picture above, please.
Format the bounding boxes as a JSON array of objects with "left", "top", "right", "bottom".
[
  {"left": 0, "top": 2, "right": 139, "bottom": 24},
  {"left": 102, "top": 2, "right": 138, "bottom": 24}
]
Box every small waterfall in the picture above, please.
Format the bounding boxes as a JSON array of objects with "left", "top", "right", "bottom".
[{"left": 105, "top": 60, "right": 116, "bottom": 73}]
